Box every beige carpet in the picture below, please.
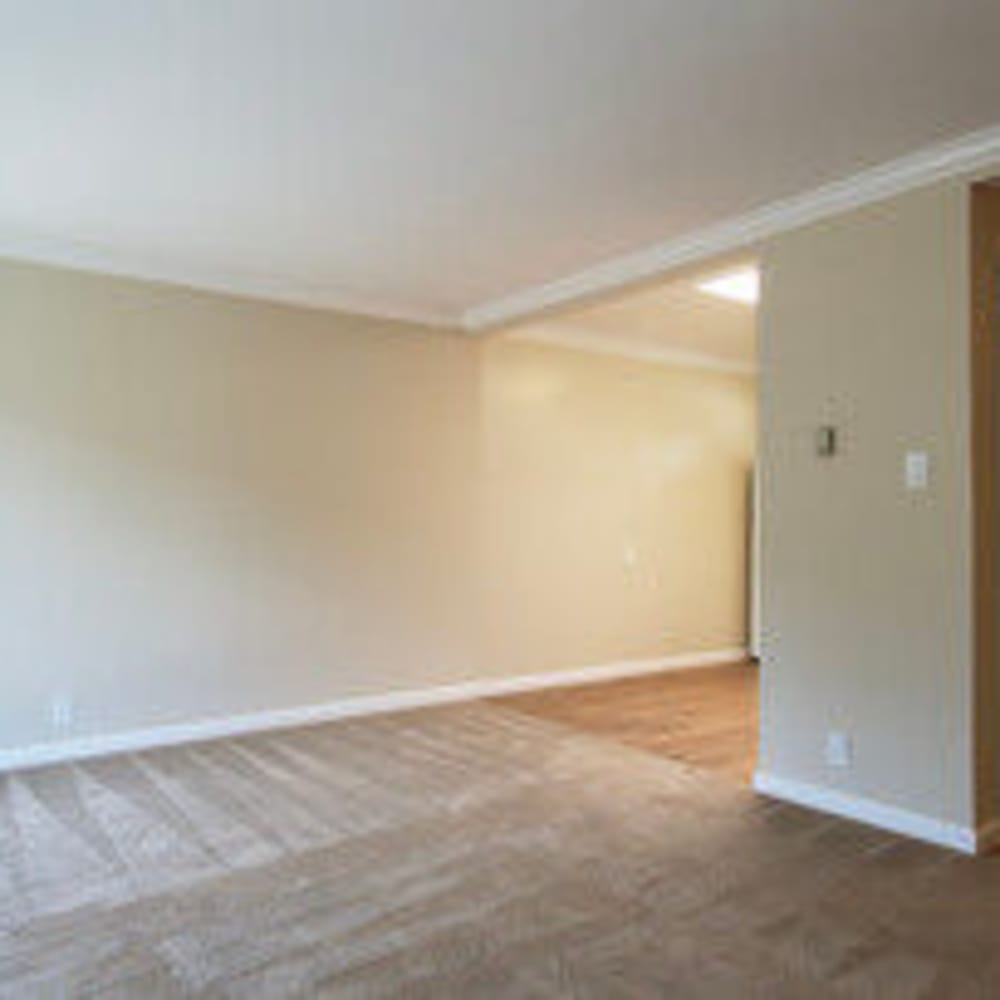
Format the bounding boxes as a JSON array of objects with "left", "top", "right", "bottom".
[{"left": 1, "top": 699, "right": 998, "bottom": 998}]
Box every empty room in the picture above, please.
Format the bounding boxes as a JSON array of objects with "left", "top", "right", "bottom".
[{"left": 4, "top": 2, "right": 1000, "bottom": 996}]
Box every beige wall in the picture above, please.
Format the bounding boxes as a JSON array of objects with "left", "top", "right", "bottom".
[
  {"left": 758, "top": 183, "right": 975, "bottom": 827},
  {"left": 0, "top": 259, "right": 754, "bottom": 753},
  {"left": 480, "top": 339, "right": 755, "bottom": 674},
  {"left": 0, "top": 261, "right": 483, "bottom": 750}
]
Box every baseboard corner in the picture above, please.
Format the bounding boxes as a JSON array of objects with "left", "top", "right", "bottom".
[{"left": 753, "top": 770, "right": 976, "bottom": 855}]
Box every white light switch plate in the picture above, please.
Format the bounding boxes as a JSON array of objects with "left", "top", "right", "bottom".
[{"left": 904, "top": 450, "right": 929, "bottom": 491}]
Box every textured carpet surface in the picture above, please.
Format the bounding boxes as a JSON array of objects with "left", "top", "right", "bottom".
[{"left": 1, "top": 699, "right": 999, "bottom": 998}]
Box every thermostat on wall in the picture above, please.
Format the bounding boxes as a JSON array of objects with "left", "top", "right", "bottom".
[{"left": 816, "top": 425, "right": 837, "bottom": 457}]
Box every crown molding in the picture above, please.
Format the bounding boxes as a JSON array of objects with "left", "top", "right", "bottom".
[
  {"left": 512, "top": 323, "right": 756, "bottom": 375},
  {"left": 0, "top": 232, "right": 458, "bottom": 329},
  {"left": 5, "top": 124, "right": 1000, "bottom": 333},
  {"left": 462, "top": 123, "right": 1000, "bottom": 331}
]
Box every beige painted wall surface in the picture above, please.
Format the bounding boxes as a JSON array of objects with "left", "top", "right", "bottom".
[
  {"left": 0, "top": 261, "right": 484, "bottom": 749},
  {"left": 0, "top": 259, "right": 754, "bottom": 752},
  {"left": 480, "top": 339, "right": 755, "bottom": 674},
  {"left": 758, "top": 183, "right": 974, "bottom": 827}
]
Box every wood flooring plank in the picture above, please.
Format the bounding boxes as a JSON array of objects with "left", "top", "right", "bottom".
[{"left": 494, "top": 661, "right": 758, "bottom": 783}]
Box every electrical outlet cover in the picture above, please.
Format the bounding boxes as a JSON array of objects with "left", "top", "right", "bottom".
[
  {"left": 51, "top": 697, "right": 74, "bottom": 730},
  {"left": 825, "top": 731, "right": 851, "bottom": 768}
]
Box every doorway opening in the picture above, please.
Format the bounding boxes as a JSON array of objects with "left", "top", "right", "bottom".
[{"left": 489, "top": 260, "right": 760, "bottom": 785}]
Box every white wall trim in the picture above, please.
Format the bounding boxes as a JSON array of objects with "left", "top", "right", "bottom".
[
  {"left": 0, "top": 238, "right": 456, "bottom": 330},
  {"left": 0, "top": 647, "right": 746, "bottom": 774},
  {"left": 509, "top": 324, "right": 757, "bottom": 375},
  {"left": 6, "top": 127, "right": 1000, "bottom": 333},
  {"left": 463, "top": 123, "right": 1000, "bottom": 331},
  {"left": 753, "top": 770, "right": 977, "bottom": 854}
]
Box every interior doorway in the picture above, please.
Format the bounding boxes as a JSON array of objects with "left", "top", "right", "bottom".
[{"left": 491, "top": 260, "right": 760, "bottom": 784}]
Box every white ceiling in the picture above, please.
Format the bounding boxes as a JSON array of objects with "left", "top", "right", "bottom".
[
  {"left": 511, "top": 265, "right": 757, "bottom": 373},
  {"left": 3, "top": 1, "right": 1000, "bottom": 326}
]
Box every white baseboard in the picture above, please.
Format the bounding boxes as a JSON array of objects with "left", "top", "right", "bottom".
[
  {"left": 0, "top": 647, "right": 747, "bottom": 773},
  {"left": 753, "top": 770, "right": 977, "bottom": 855}
]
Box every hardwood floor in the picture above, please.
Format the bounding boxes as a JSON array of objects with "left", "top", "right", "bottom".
[{"left": 494, "top": 660, "right": 759, "bottom": 783}]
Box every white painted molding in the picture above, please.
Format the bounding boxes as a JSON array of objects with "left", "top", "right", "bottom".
[
  {"left": 0, "top": 647, "right": 746, "bottom": 773},
  {"left": 6, "top": 126, "right": 1000, "bottom": 332},
  {"left": 753, "top": 771, "right": 977, "bottom": 855},
  {"left": 0, "top": 236, "right": 456, "bottom": 330},
  {"left": 6, "top": 127, "right": 1000, "bottom": 333},
  {"left": 511, "top": 324, "right": 757, "bottom": 375},
  {"left": 463, "top": 123, "right": 1000, "bottom": 330}
]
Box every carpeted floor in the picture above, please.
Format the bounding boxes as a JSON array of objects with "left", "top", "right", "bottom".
[{"left": 1, "top": 697, "right": 999, "bottom": 997}]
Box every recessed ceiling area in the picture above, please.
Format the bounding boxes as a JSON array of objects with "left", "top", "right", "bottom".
[
  {"left": 507, "top": 263, "right": 758, "bottom": 373},
  {"left": 2, "top": 1, "right": 1000, "bottom": 325}
]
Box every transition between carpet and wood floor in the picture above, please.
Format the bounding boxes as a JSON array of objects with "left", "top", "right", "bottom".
[
  {"left": 2, "top": 664, "right": 1000, "bottom": 997},
  {"left": 495, "top": 660, "right": 759, "bottom": 784}
]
